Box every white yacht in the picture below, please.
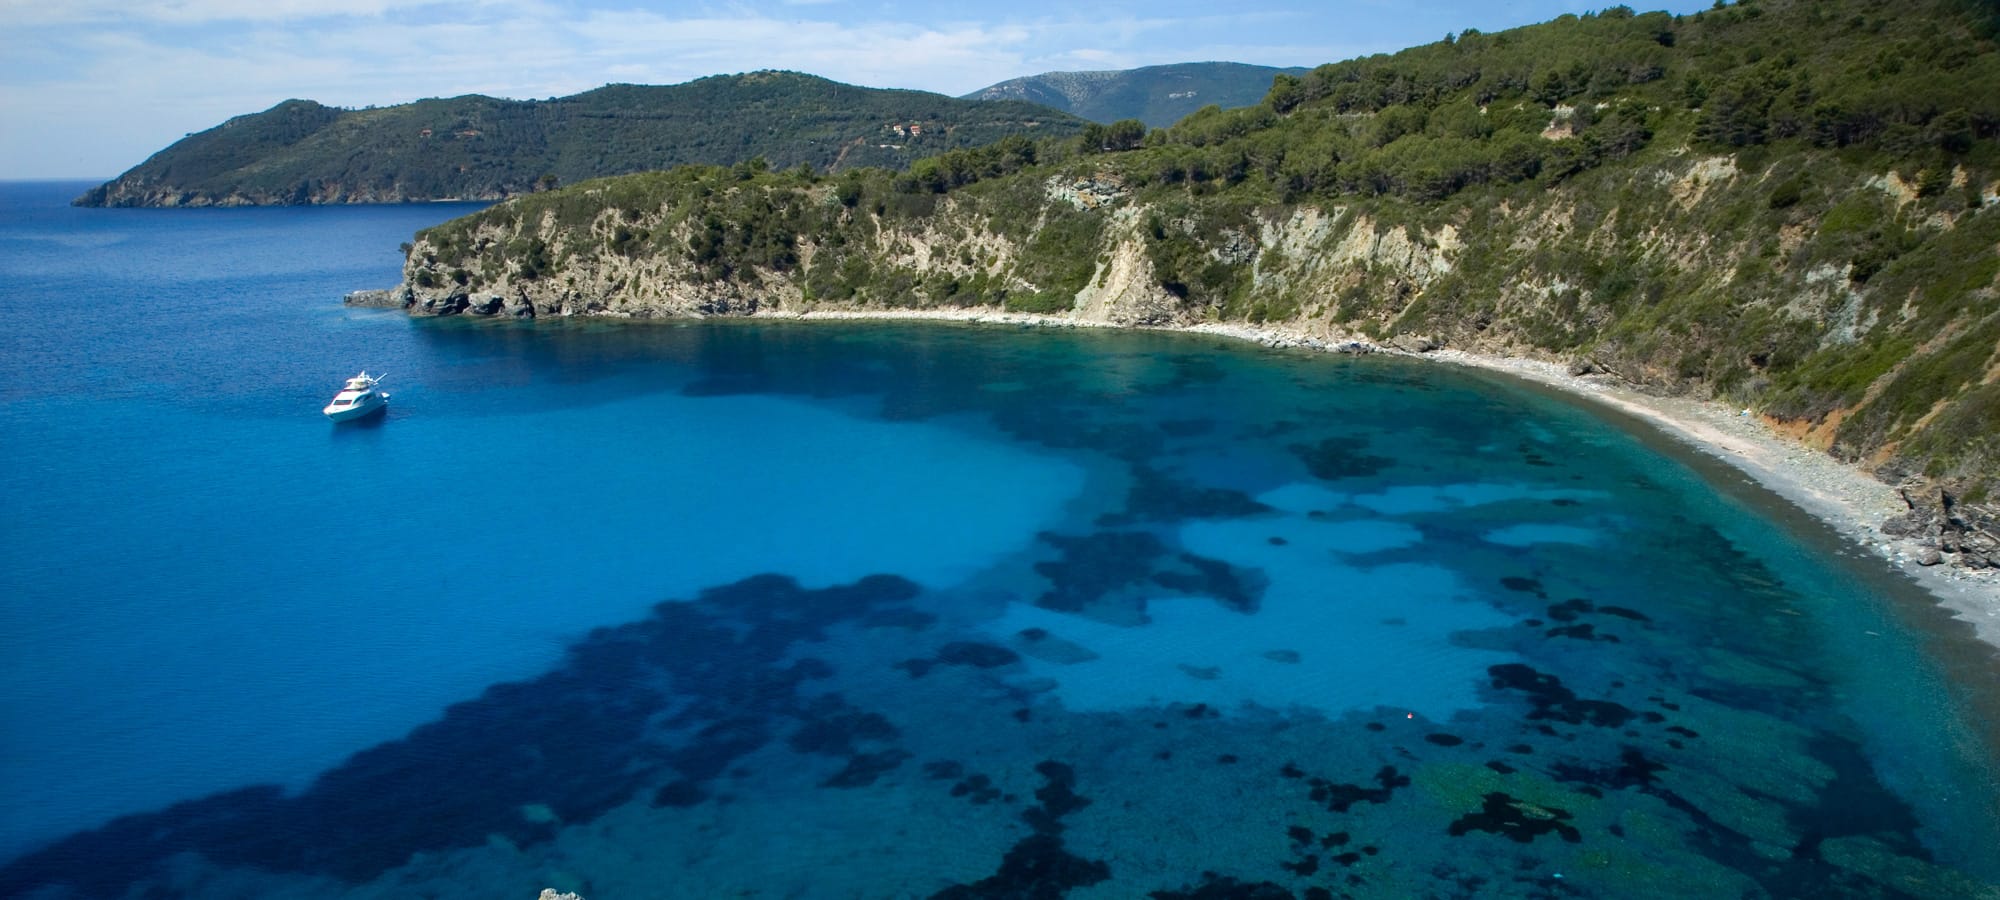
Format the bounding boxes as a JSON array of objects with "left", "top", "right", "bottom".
[{"left": 323, "top": 371, "right": 389, "bottom": 422}]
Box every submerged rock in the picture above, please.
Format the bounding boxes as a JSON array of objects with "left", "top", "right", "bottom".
[
  {"left": 1446, "top": 792, "right": 1582, "bottom": 844},
  {"left": 1012, "top": 628, "right": 1101, "bottom": 665},
  {"left": 933, "top": 759, "right": 1109, "bottom": 898}
]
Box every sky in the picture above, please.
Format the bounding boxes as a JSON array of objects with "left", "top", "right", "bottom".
[{"left": 1, "top": 0, "right": 1712, "bottom": 179}]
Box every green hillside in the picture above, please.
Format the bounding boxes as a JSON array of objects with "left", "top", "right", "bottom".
[
  {"left": 400, "top": 0, "right": 2000, "bottom": 507},
  {"left": 963, "top": 62, "right": 1310, "bottom": 127},
  {"left": 73, "top": 72, "right": 1085, "bottom": 207}
]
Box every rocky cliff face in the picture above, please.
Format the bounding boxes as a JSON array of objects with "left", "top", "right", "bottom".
[
  {"left": 77, "top": 179, "right": 514, "bottom": 208},
  {"left": 393, "top": 174, "right": 1465, "bottom": 328}
]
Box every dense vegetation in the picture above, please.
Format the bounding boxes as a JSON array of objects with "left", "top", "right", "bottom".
[
  {"left": 73, "top": 72, "right": 1085, "bottom": 207},
  {"left": 963, "top": 62, "right": 1310, "bottom": 128},
  {"left": 406, "top": 0, "right": 2000, "bottom": 501}
]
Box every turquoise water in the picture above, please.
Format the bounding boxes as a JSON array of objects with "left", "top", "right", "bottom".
[{"left": 1, "top": 181, "right": 1996, "bottom": 898}]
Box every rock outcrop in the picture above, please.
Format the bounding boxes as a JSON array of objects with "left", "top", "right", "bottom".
[
  {"left": 341, "top": 288, "right": 410, "bottom": 308},
  {"left": 1883, "top": 488, "right": 2000, "bottom": 570}
]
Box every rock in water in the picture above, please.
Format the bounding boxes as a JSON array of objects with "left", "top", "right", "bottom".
[{"left": 342, "top": 288, "right": 407, "bottom": 308}]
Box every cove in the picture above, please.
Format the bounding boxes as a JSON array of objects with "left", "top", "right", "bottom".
[{"left": 3, "top": 182, "right": 1997, "bottom": 897}]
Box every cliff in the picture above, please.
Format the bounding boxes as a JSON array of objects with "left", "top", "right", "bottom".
[{"left": 383, "top": 0, "right": 2000, "bottom": 539}]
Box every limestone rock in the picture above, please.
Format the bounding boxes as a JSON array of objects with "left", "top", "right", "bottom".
[
  {"left": 1879, "top": 514, "right": 1919, "bottom": 537},
  {"left": 417, "top": 291, "right": 471, "bottom": 316},
  {"left": 1885, "top": 485, "right": 2000, "bottom": 571},
  {"left": 1047, "top": 174, "right": 1129, "bottom": 210},
  {"left": 342, "top": 288, "right": 406, "bottom": 308}
]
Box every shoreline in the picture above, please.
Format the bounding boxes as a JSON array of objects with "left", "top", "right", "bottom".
[{"left": 758, "top": 306, "right": 2000, "bottom": 649}]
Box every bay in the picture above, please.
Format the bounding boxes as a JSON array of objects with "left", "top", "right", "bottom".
[{"left": 1, "top": 181, "right": 1995, "bottom": 898}]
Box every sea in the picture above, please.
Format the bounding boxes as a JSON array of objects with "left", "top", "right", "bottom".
[{"left": 1, "top": 179, "right": 1996, "bottom": 899}]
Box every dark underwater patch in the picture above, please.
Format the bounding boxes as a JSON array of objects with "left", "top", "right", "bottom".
[
  {"left": 0, "top": 573, "right": 925, "bottom": 898},
  {"left": 821, "top": 749, "right": 912, "bottom": 788},
  {"left": 1289, "top": 435, "right": 1393, "bottom": 481},
  {"left": 1546, "top": 623, "right": 1621, "bottom": 643},
  {"left": 1151, "top": 552, "right": 1267, "bottom": 614},
  {"left": 948, "top": 773, "right": 1003, "bottom": 805},
  {"left": 1486, "top": 663, "right": 1636, "bottom": 729},
  {"left": 1303, "top": 765, "right": 1410, "bottom": 814},
  {"left": 1518, "top": 440, "right": 1559, "bottom": 468},
  {"left": 1551, "top": 747, "right": 1666, "bottom": 792},
  {"left": 1149, "top": 872, "right": 1297, "bottom": 899},
  {"left": 1035, "top": 530, "right": 1169, "bottom": 612},
  {"left": 787, "top": 695, "right": 900, "bottom": 755},
  {"left": 1099, "top": 465, "right": 1274, "bottom": 526},
  {"left": 932, "top": 760, "right": 1110, "bottom": 898},
  {"left": 1034, "top": 530, "right": 1269, "bottom": 617},
  {"left": 1446, "top": 793, "right": 1581, "bottom": 844},
  {"left": 898, "top": 641, "right": 1022, "bottom": 678},
  {"left": 1160, "top": 418, "right": 1216, "bottom": 437},
  {"left": 652, "top": 779, "right": 707, "bottom": 808},
  {"left": 991, "top": 403, "right": 1167, "bottom": 460},
  {"left": 1546, "top": 598, "right": 1594, "bottom": 621}
]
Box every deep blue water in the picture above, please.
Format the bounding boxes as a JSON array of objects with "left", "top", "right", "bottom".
[{"left": 1, "top": 180, "right": 1996, "bottom": 898}]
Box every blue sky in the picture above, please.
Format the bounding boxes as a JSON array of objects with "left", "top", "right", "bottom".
[{"left": 2, "top": 0, "right": 1711, "bottom": 179}]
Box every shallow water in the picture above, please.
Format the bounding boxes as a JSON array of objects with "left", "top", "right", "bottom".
[{"left": 2, "top": 181, "right": 1996, "bottom": 898}]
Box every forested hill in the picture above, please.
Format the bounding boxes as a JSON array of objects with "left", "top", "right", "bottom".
[
  {"left": 396, "top": 0, "right": 2000, "bottom": 509},
  {"left": 963, "top": 62, "right": 1310, "bottom": 127},
  {"left": 72, "top": 72, "right": 1085, "bottom": 207}
]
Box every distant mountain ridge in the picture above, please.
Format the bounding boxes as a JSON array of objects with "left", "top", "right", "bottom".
[
  {"left": 963, "top": 62, "right": 1309, "bottom": 127},
  {"left": 74, "top": 72, "right": 1085, "bottom": 207}
]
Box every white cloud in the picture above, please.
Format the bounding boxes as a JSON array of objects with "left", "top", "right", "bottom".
[
  {"left": 0, "top": 0, "right": 442, "bottom": 26},
  {"left": 551, "top": 11, "right": 1039, "bottom": 92}
]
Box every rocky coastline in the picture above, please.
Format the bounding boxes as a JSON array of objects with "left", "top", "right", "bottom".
[
  {"left": 343, "top": 290, "right": 1999, "bottom": 647},
  {"left": 74, "top": 181, "right": 516, "bottom": 208}
]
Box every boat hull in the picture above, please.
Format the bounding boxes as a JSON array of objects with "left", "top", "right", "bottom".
[{"left": 323, "top": 395, "right": 388, "bottom": 422}]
